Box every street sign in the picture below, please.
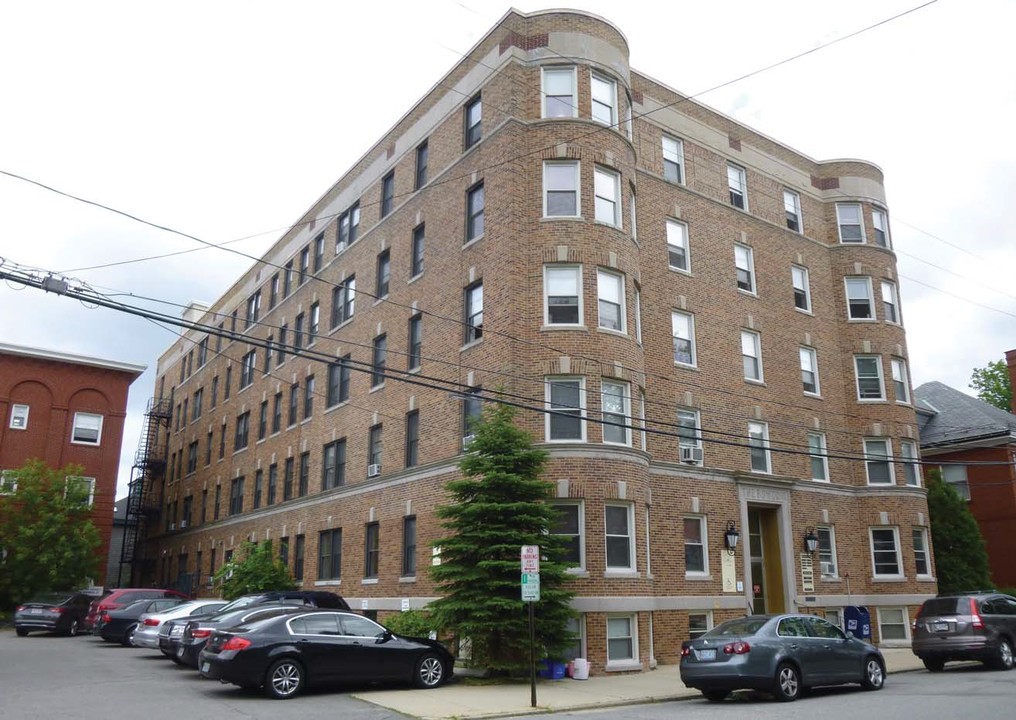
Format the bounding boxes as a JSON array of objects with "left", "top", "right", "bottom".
[
  {"left": 521, "top": 545, "right": 540, "bottom": 573},
  {"left": 521, "top": 572, "right": 541, "bottom": 602}
]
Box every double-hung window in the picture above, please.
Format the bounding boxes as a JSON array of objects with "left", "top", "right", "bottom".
[
  {"left": 415, "top": 141, "right": 428, "bottom": 190},
  {"left": 800, "top": 347, "right": 820, "bottom": 395},
  {"left": 71, "top": 412, "right": 103, "bottom": 445},
  {"left": 870, "top": 527, "right": 903, "bottom": 578},
  {"left": 407, "top": 314, "right": 422, "bottom": 370},
  {"left": 808, "top": 432, "right": 829, "bottom": 481},
  {"left": 792, "top": 265, "right": 811, "bottom": 311},
  {"left": 593, "top": 167, "right": 620, "bottom": 226},
  {"left": 864, "top": 438, "right": 894, "bottom": 485},
  {"left": 545, "top": 266, "right": 582, "bottom": 325},
  {"left": 464, "top": 282, "right": 483, "bottom": 343},
  {"left": 607, "top": 615, "right": 637, "bottom": 664},
  {"left": 364, "top": 522, "right": 380, "bottom": 578},
  {"left": 552, "top": 502, "right": 584, "bottom": 570},
  {"left": 464, "top": 95, "right": 481, "bottom": 149},
  {"left": 332, "top": 276, "right": 355, "bottom": 327},
  {"left": 313, "top": 233, "right": 324, "bottom": 272},
  {"left": 872, "top": 208, "right": 891, "bottom": 248},
  {"left": 882, "top": 281, "right": 900, "bottom": 324},
  {"left": 402, "top": 516, "right": 417, "bottom": 576},
  {"left": 411, "top": 224, "right": 425, "bottom": 277},
  {"left": 308, "top": 303, "right": 319, "bottom": 345},
  {"left": 466, "top": 183, "right": 484, "bottom": 241},
  {"left": 677, "top": 408, "right": 701, "bottom": 453},
  {"left": 891, "top": 358, "right": 910, "bottom": 403},
  {"left": 337, "top": 203, "right": 360, "bottom": 250},
  {"left": 544, "top": 161, "right": 579, "bottom": 217},
  {"left": 748, "top": 421, "right": 771, "bottom": 473},
  {"left": 666, "top": 219, "right": 690, "bottom": 272},
  {"left": 240, "top": 350, "right": 256, "bottom": 388},
  {"left": 671, "top": 311, "right": 696, "bottom": 366},
  {"left": 741, "top": 330, "right": 763, "bottom": 382},
  {"left": 900, "top": 439, "right": 920, "bottom": 486},
  {"left": 597, "top": 269, "right": 625, "bottom": 332},
  {"left": 734, "top": 244, "right": 755, "bottom": 293},
  {"left": 605, "top": 503, "right": 635, "bottom": 571},
  {"left": 9, "top": 404, "right": 29, "bottom": 430},
  {"left": 246, "top": 291, "right": 261, "bottom": 329},
  {"left": 590, "top": 73, "right": 616, "bottom": 125},
  {"left": 845, "top": 277, "right": 874, "bottom": 320},
  {"left": 818, "top": 526, "right": 838, "bottom": 579},
  {"left": 784, "top": 189, "right": 802, "bottom": 232},
  {"left": 376, "top": 250, "right": 390, "bottom": 298},
  {"left": 855, "top": 356, "right": 885, "bottom": 400},
  {"left": 546, "top": 377, "right": 585, "bottom": 441},
  {"left": 600, "top": 380, "right": 630, "bottom": 446},
  {"left": 662, "top": 136, "right": 684, "bottom": 184},
  {"left": 942, "top": 464, "right": 971, "bottom": 500},
  {"left": 727, "top": 163, "right": 747, "bottom": 209},
  {"left": 913, "top": 528, "right": 931, "bottom": 577},
  {"left": 368, "top": 425, "right": 383, "bottom": 471},
  {"left": 405, "top": 411, "right": 419, "bottom": 467},
  {"left": 234, "top": 412, "right": 250, "bottom": 451},
  {"left": 322, "top": 439, "right": 346, "bottom": 490},
  {"left": 836, "top": 203, "right": 865, "bottom": 243},
  {"left": 371, "top": 334, "right": 387, "bottom": 388},
  {"left": 318, "top": 529, "right": 342, "bottom": 581},
  {"left": 684, "top": 516, "right": 707, "bottom": 575},
  {"left": 380, "top": 172, "right": 394, "bottom": 219},
  {"left": 542, "top": 66, "right": 576, "bottom": 118}
]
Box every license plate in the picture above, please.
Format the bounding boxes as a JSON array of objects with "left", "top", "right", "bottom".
[
  {"left": 934, "top": 622, "right": 949, "bottom": 632},
  {"left": 30, "top": 608, "right": 42, "bottom": 614},
  {"left": 697, "top": 648, "right": 717, "bottom": 661},
  {"left": 201, "top": 662, "right": 210, "bottom": 674},
  {"left": 177, "top": 646, "right": 185, "bottom": 657}
]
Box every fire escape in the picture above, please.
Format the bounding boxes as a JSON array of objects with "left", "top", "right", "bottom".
[{"left": 116, "top": 397, "right": 171, "bottom": 586}]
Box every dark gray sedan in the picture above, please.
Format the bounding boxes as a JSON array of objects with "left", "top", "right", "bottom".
[{"left": 679, "top": 614, "right": 885, "bottom": 702}]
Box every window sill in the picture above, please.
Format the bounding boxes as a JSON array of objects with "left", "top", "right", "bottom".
[
  {"left": 794, "top": 307, "right": 814, "bottom": 316},
  {"left": 462, "top": 234, "right": 484, "bottom": 250},
  {"left": 323, "top": 401, "right": 349, "bottom": 416},
  {"left": 821, "top": 576, "right": 841, "bottom": 582},
  {"left": 596, "top": 327, "right": 629, "bottom": 338},
  {"left": 685, "top": 573, "right": 712, "bottom": 581},
  {"left": 605, "top": 660, "right": 642, "bottom": 673},
  {"left": 838, "top": 239, "right": 867, "bottom": 245},
  {"left": 541, "top": 215, "right": 584, "bottom": 222},
  {"left": 540, "top": 324, "right": 587, "bottom": 332},
  {"left": 804, "top": 392, "right": 823, "bottom": 399},
  {"left": 866, "top": 482, "right": 895, "bottom": 487},
  {"left": 668, "top": 266, "right": 692, "bottom": 276},
  {"left": 736, "top": 289, "right": 758, "bottom": 298},
  {"left": 604, "top": 570, "right": 640, "bottom": 579},
  {"left": 372, "top": 297, "right": 388, "bottom": 308},
  {"left": 593, "top": 220, "right": 623, "bottom": 232},
  {"left": 399, "top": 576, "right": 417, "bottom": 584},
  {"left": 314, "top": 580, "right": 342, "bottom": 587},
  {"left": 408, "top": 273, "right": 423, "bottom": 285},
  {"left": 744, "top": 378, "right": 765, "bottom": 386},
  {"left": 857, "top": 399, "right": 888, "bottom": 404},
  {"left": 871, "top": 576, "right": 907, "bottom": 582},
  {"left": 566, "top": 569, "right": 590, "bottom": 578},
  {"left": 460, "top": 338, "right": 483, "bottom": 352},
  {"left": 362, "top": 578, "right": 379, "bottom": 585},
  {"left": 369, "top": 384, "right": 385, "bottom": 393},
  {"left": 846, "top": 318, "right": 877, "bottom": 323},
  {"left": 916, "top": 575, "right": 936, "bottom": 582},
  {"left": 674, "top": 362, "right": 699, "bottom": 371},
  {"left": 330, "top": 318, "right": 354, "bottom": 334}
]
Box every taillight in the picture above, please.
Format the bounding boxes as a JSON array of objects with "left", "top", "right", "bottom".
[
  {"left": 15, "top": 606, "right": 25, "bottom": 613},
  {"left": 100, "top": 613, "right": 111, "bottom": 623},
  {"left": 52, "top": 607, "right": 66, "bottom": 614},
  {"left": 191, "top": 628, "right": 212, "bottom": 639},
  {"left": 680, "top": 647, "right": 691, "bottom": 657},
  {"left": 143, "top": 618, "right": 160, "bottom": 626},
  {"left": 221, "top": 636, "right": 251, "bottom": 652},
  {"left": 970, "top": 598, "right": 984, "bottom": 630},
  {"left": 723, "top": 641, "right": 751, "bottom": 655}
]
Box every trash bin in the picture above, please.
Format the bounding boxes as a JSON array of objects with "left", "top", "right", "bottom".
[
  {"left": 571, "top": 658, "right": 590, "bottom": 680},
  {"left": 538, "top": 659, "right": 566, "bottom": 679}
]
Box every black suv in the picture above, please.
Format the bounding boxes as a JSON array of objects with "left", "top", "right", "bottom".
[
  {"left": 217, "top": 590, "right": 350, "bottom": 613},
  {"left": 912, "top": 591, "right": 1016, "bottom": 672}
]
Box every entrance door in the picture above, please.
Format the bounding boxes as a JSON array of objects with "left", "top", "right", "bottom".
[{"left": 748, "top": 507, "right": 786, "bottom": 614}]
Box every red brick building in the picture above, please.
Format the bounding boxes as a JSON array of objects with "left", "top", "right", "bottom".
[
  {"left": 142, "top": 9, "right": 931, "bottom": 668},
  {"left": 0, "top": 342, "right": 145, "bottom": 584}
]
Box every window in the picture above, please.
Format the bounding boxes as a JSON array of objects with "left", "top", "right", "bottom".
[
  {"left": 597, "top": 269, "right": 625, "bottom": 332},
  {"left": 872, "top": 208, "right": 891, "bottom": 248},
  {"left": 808, "top": 432, "right": 829, "bottom": 481},
  {"left": 64, "top": 476, "right": 95, "bottom": 507},
  {"left": 219, "top": 423, "right": 227, "bottom": 459},
  {"left": 784, "top": 189, "right": 802, "bottom": 232},
  {"left": 376, "top": 249, "right": 390, "bottom": 298},
  {"left": 741, "top": 330, "right": 763, "bottom": 382},
  {"left": 411, "top": 224, "right": 425, "bottom": 277},
  {"left": 298, "top": 452, "right": 310, "bottom": 497},
  {"left": 283, "top": 261, "right": 293, "bottom": 297},
  {"left": 546, "top": 377, "right": 585, "bottom": 441},
  {"left": 800, "top": 347, "right": 820, "bottom": 395},
  {"left": 253, "top": 470, "right": 263, "bottom": 509},
  {"left": 304, "top": 375, "right": 315, "bottom": 419},
  {"left": 734, "top": 244, "right": 755, "bottom": 293},
  {"left": 205, "top": 432, "right": 213, "bottom": 465},
  {"left": 197, "top": 337, "right": 208, "bottom": 367},
  {"left": 229, "top": 477, "right": 244, "bottom": 516},
  {"left": 543, "top": 161, "right": 579, "bottom": 217},
  {"left": 415, "top": 141, "right": 428, "bottom": 190},
  {"left": 269, "top": 273, "right": 279, "bottom": 309},
  {"left": 551, "top": 502, "right": 584, "bottom": 570},
  {"left": 245, "top": 291, "right": 261, "bottom": 329},
  {"left": 224, "top": 366, "right": 232, "bottom": 399},
  {"left": 299, "top": 246, "right": 310, "bottom": 285},
  {"left": 870, "top": 527, "right": 903, "bottom": 578},
  {"left": 10, "top": 403, "right": 30, "bottom": 429},
  {"left": 748, "top": 421, "right": 771, "bottom": 473},
  {"left": 186, "top": 441, "right": 198, "bottom": 474},
  {"left": 313, "top": 233, "right": 324, "bottom": 272},
  {"left": 677, "top": 408, "right": 702, "bottom": 458},
  {"left": 277, "top": 325, "right": 286, "bottom": 365},
  {"left": 464, "top": 95, "right": 481, "bottom": 149},
  {"left": 318, "top": 529, "right": 342, "bottom": 581},
  {"left": 294, "top": 313, "right": 304, "bottom": 353},
  {"left": 402, "top": 516, "right": 417, "bottom": 576},
  {"left": 727, "top": 163, "right": 747, "bottom": 209},
  {"left": 890, "top": 358, "right": 910, "bottom": 403},
  {"left": 0, "top": 471, "right": 18, "bottom": 495},
  {"left": 544, "top": 265, "right": 581, "bottom": 325},
  {"left": 240, "top": 350, "right": 256, "bottom": 388},
  {"left": 214, "top": 484, "right": 221, "bottom": 518},
  {"left": 211, "top": 376, "right": 218, "bottom": 408},
  {"left": 542, "top": 66, "right": 576, "bottom": 118},
  {"left": 666, "top": 219, "right": 690, "bottom": 272},
  {"left": 466, "top": 183, "right": 484, "bottom": 241},
  {"left": 464, "top": 282, "right": 483, "bottom": 343},
  {"left": 337, "top": 203, "right": 360, "bottom": 249},
  {"left": 462, "top": 388, "right": 482, "bottom": 440},
  {"left": 634, "top": 288, "right": 642, "bottom": 344},
  {"left": 294, "top": 534, "right": 305, "bottom": 581},
  {"left": 605, "top": 503, "right": 635, "bottom": 571},
  {"left": 864, "top": 438, "right": 894, "bottom": 485},
  {"left": 882, "top": 281, "right": 900, "bottom": 324},
  {"left": 600, "top": 381, "right": 630, "bottom": 446},
  {"left": 913, "top": 527, "right": 931, "bottom": 577},
  {"left": 836, "top": 203, "right": 865, "bottom": 243},
  {"left": 629, "top": 188, "right": 637, "bottom": 241},
  {"left": 288, "top": 383, "right": 299, "bottom": 427},
  {"left": 941, "top": 464, "right": 970, "bottom": 500},
  {"left": 662, "top": 136, "right": 684, "bottom": 184},
  {"left": 283, "top": 457, "right": 294, "bottom": 501},
  {"left": 234, "top": 411, "right": 250, "bottom": 451},
  {"left": 405, "top": 410, "right": 419, "bottom": 467},
  {"left": 332, "top": 276, "right": 355, "bottom": 327},
  {"left": 407, "top": 314, "right": 422, "bottom": 370},
  {"left": 854, "top": 356, "right": 885, "bottom": 400},
  {"left": 845, "top": 277, "right": 874, "bottom": 320},
  {"left": 371, "top": 334, "right": 387, "bottom": 388},
  {"left": 322, "top": 439, "right": 346, "bottom": 490},
  {"left": 263, "top": 337, "right": 273, "bottom": 374},
  {"left": 272, "top": 392, "right": 282, "bottom": 433},
  {"left": 684, "top": 516, "right": 707, "bottom": 574},
  {"left": 368, "top": 425, "right": 383, "bottom": 471},
  {"left": 308, "top": 303, "right": 319, "bottom": 344},
  {"left": 900, "top": 440, "right": 920, "bottom": 486},
  {"left": 71, "top": 412, "right": 103, "bottom": 445},
  {"left": 672, "top": 312, "right": 696, "bottom": 366},
  {"left": 364, "top": 522, "right": 380, "bottom": 578},
  {"left": 606, "top": 615, "right": 637, "bottom": 663},
  {"left": 877, "top": 607, "right": 909, "bottom": 641},
  {"left": 791, "top": 266, "right": 811, "bottom": 311},
  {"left": 593, "top": 167, "right": 620, "bottom": 226},
  {"left": 380, "top": 171, "right": 394, "bottom": 218},
  {"left": 818, "top": 526, "right": 838, "bottom": 579},
  {"left": 689, "top": 613, "right": 712, "bottom": 639},
  {"left": 590, "top": 72, "right": 616, "bottom": 125}
]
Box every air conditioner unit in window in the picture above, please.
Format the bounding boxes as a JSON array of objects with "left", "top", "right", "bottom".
[
  {"left": 179, "top": 520, "right": 188, "bottom": 529},
  {"left": 367, "top": 464, "right": 381, "bottom": 478},
  {"left": 680, "top": 447, "right": 703, "bottom": 464},
  {"left": 169, "top": 522, "right": 176, "bottom": 532},
  {"left": 336, "top": 240, "right": 348, "bottom": 253},
  {"left": 462, "top": 434, "right": 475, "bottom": 450}
]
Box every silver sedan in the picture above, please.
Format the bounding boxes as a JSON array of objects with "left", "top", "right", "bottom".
[{"left": 133, "top": 599, "right": 228, "bottom": 649}]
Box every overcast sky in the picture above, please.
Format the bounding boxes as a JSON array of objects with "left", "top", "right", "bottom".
[{"left": 1, "top": 0, "right": 1013, "bottom": 500}]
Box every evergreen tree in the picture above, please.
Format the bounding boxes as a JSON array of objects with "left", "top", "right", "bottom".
[
  {"left": 213, "top": 540, "right": 296, "bottom": 600},
  {"left": 926, "top": 469, "right": 992, "bottom": 593},
  {"left": 429, "top": 402, "right": 575, "bottom": 674}
]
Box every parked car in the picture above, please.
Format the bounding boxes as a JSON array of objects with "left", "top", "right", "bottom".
[
  {"left": 133, "top": 599, "right": 229, "bottom": 650},
  {"left": 214, "top": 590, "right": 350, "bottom": 614},
  {"left": 14, "top": 591, "right": 94, "bottom": 637},
  {"left": 199, "top": 609, "right": 454, "bottom": 698},
  {"left": 680, "top": 614, "right": 885, "bottom": 702},
  {"left": 912, "top": 591, "right": 1016, "bottom": 672},
  {"left": 95, "top": 598, "right": 185, "bottom": 646},
  {"left": 85, "top": 588, "right": 191, "bottom": 630},
  {"left": 175, "top": 604, "right": 309, "bottom": 668}
]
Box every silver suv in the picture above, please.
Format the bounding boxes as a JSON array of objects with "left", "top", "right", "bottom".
[{"left": 912, "top": 592, "right": 1016, "bottom": 672}]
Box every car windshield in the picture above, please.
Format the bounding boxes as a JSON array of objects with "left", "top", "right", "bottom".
[
  {"left": 704, "top": 617, "right": 769, "bottom": 637},
  {"left": 216, "top": 595, "right": 263, "bottom": 613},
  {"left": 121, "top": 599, "right": 154, "bottom": 613},
  {"left": 919, "top": 598, "right": 968, "bottom": 617}
]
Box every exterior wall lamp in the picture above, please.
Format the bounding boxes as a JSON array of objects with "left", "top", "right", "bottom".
[
  {"left": 723, "top": 520, "right": 740, "bottom": 555},
  {"left": 803, "top": 527, "right": 820, "bottom": 554}
]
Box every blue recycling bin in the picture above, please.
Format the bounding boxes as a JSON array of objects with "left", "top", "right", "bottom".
[{"left": 843, "top": 606, "right": 871, "bottom": 641}]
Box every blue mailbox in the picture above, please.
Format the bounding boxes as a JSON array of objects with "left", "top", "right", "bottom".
[{"left": 843, "top": 606, "right": 872, "bottom": 641}]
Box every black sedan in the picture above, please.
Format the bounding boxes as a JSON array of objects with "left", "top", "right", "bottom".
[
  {"left": 95, "top": 598, "right": 184, "bottom": 646},
  {"left": 174, "top": 604, "right": 307, "bottom": 667},
  {"left": 680, "top": 614, "right": 885, "bottom": 702},
  {"left": 14, "top": 591, "right": 95, "bottom": 637},
  {"left": 199, "top": 609, "right": 454, "bottom": 698}
]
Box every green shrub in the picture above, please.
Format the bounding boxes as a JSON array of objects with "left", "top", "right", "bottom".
[{"left": 384, "top": 609, "right": 436, "bottom": 638}]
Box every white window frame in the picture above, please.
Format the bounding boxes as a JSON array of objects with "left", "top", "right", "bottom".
[
  {"left": 597, "top": 268, "right": 626, "bottom": 333},
  {"left": 606, "top": 613, "right": 639, "bottom": 666},
  {"left": 800, "top": 346, "right": 820, "bottom": 396},
  {"left": 71, "top": 412, "right": 103, "bottom": 446},
  {"left": 941, "top": 464, "right": 970, "bottom": 501},
  {"left": 890, "top": 358, "right": 911, "bottom": 404},
  {"left": 65, "top": 476, "right": 96, "bottom": 507},
  {"left": 590, "top": 72, "right": 617, "bottom": 126},
  {"left": 913, "top": 527, "right": 932, "bottom": 579},
  {"left": 545, "top": 376, "right": 586, "bottom": 442},
  {"left": 638, "top": 390, "right": 647, "bottom": 451},
  {"left": 634, "top": 288, "right": 642, "bottom": 344},
  {"left": 629, "top": 189, "right": 637, "bottom": 241},
  {"left": 872, "top": 208, "right": 891, "bottom": 248},
  {"left": 876, "top": 606, "right": 911, "bottom": 642},
  {"left": 845, "top": 277, "right": 875, "bottom": 320},
  {"left": 600, "top": 380, "right": 631, "bottom": 446},
  {"left": 791, "top": 265, "right": 811, "bottom": 312},
  {"left": 594, "top": 166, "right": 621, "bottom": 227},
  {"left": 677, "top": 408, "right": 702, "bottom": 456},
  {"left": 551, "top": 500, "right": 585, "bottom": 572},
  {"left": 9, "top": 403, "right": 29, "bottom": 430},
  {"left": 882, "top": 280, "right": 900, "bottom": 325},
  {"left": 683, "top": 515, "right": 709, "bottom": 577},
  {"left": 543, "top": 160, "right": 580, "bottom": 218},
  {"left": 899, "top": 440, "right": 920, "bottom": 486},
  {"left": 864, "top": 438, "right": 895, "bottom": 485},
  {"left": 748, "top": 421, "right": 771, "bottom": 474},
  {"left": 0, "top": 471, "right": 17, "bottom": 495},
  {"left": 542, "top": 66, "right": 577, "bottom": 118},
  {"left": 734, "top": 244, "right": 756, "bottom": 294},
  {"left": 544, "top": 265, "right": 583, "bottom": 327},
  {"left": 808, "top": 432, "right": 829, "bottom": 482},
  {"left": 666, "top": 219, "right": 690, "bottom": 273},
  {"left": 817, "top": 526, "right": 838, "bottom": 579},
  {"left": 741, "top": 330, "right": 763, "bottom": 382},
  {"left": 870, "top": 527, "right": 904, "bottom": 579},
  {"left": 854, "top": 355, "right": 886, "bottom": 401},
  {"left": 604, "top": 502, "right": 636, "bottom": 572},
  {"left": 671, "top": 311, "right": 696, "bottom": 367},
  {"left": 836, "top": 203, "right": 865, "bottom": 243},
  {"left": 727, "top": 163, "right": 747, "bottom": 210},
  {"left": 688, "top": 611, "right": 713, "bottom": 639},
  {"left": 662, "top": 136, "right": 684, "bottom": 184},
  {"left": 783, "top": 189, "right": 802, "bottom": 232}
]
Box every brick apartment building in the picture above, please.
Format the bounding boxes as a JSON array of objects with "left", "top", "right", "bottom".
[
  {"left": 0, "top": 342, "right": 145, "bottom": 583},
  {"left": 141, "top": 9, "right": 932, "bottom": 669}
]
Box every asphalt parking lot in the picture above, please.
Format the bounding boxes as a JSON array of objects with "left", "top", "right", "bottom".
[{"left": 0, "top": 629, "right": 408, "bottom": 720}]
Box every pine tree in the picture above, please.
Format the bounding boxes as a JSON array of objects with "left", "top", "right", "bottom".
[
  {"left": 429, "top": 402, "right": 575, "bottom": 674},
  {"left": 926, "top": 469, "right": 992, "bottom": 593}
]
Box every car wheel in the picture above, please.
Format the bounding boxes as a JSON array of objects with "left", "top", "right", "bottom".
[
  {"left": 702, "top": 690, "right": 729, "bottom": 702},
  {"left": 994, "top": 638, "right": 1015, "bottom": 671},
  {"left": 773, "top": 662, "right": 800, "bottom": 702},
  {"left": 861, "top": 656, "right": 885, "bottom": 690},
  {"left": 923, "top": 658, "right": 945, "bottom": 672},
  {"left": 15, "top": 628, "right": 29, "bottom": 637},
  {"left": 66, "top": 620, "right": 80, "bottom": 637},
  {"left": 265, "top": 658, "right": 304, "bottom": 699},
  {"left": 122, "top": 624, "right": 138, "bottom": 647},
  {"left": 414, "top": 653, "right": 445, "bottom": 688}
]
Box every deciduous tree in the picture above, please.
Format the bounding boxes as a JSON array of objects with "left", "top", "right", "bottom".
[
  {"left": 213, "top": 540, "right": 296, "bottom": 600},
  {"left": 927, "top": 469, "right": 992, "bottom": 593},
  {"left": 969, "top": 359, "right": 1013, "bottom": 412}
]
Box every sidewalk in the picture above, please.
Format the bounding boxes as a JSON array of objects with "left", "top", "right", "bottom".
[{"left": 350, "top": 649, "right": 925, "bottom": 719}]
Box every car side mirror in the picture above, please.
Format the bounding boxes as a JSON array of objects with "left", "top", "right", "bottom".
[
  {"left": 375, "top": 630, "right": 393, "bottom": 644},
  {"left": 845, "top": 631, "right": 854, "bottom": 640}
]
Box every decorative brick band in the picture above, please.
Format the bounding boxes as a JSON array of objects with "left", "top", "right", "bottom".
[{"left": 500, "top": 31, "right": 549, "bottom": 54}]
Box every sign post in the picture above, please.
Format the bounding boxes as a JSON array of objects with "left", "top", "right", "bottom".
[{"left": 521, "top": 545, "right": 540, "bottom": 708}]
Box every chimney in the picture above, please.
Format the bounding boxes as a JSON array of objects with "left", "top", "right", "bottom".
[{"left": 1006, "top": 349, "right": 1016, "bottom": 415}]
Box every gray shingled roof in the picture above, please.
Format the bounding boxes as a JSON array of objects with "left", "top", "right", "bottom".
[{"left": 914, "top": 381, "right": 1016, "bottom": 447}]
